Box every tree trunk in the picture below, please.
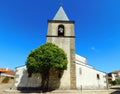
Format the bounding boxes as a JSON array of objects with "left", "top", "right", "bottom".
[{"left": 41, "top": 70, "right": 50, "bottom": 91}]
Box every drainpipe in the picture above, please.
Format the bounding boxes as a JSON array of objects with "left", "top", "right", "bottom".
[
  {"left": 81, "top": 85, "right": 82, "bottom": 92},
  {"left": 106, "top": 74, "right": 109, "bottom": 90}
]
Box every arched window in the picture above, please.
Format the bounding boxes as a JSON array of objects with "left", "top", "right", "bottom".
[{"left": 58, "top": 25, "right": 64, "bottom": 36}]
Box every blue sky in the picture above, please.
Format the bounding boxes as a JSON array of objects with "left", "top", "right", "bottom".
[{"left": 0, "top": 0, "right": 120, "bottom": 73}]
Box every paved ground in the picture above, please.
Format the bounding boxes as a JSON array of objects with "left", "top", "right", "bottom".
[{"left": 0, "top": 83, "right": 120, "bottom": 94}]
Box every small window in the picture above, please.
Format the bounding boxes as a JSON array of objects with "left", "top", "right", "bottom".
[
  {"left": 58, "top": 25, "right": 64, "bottom": 36},
  {"left": 97, "top": 74, "right": 100, "bottom": 80},
  {"left": 79, "top": 68, "right": 82, "bottom": 75}
]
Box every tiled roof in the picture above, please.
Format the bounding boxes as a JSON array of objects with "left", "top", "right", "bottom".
[{"left": 0, "top": 68, "right": 15, "bottom": 76}]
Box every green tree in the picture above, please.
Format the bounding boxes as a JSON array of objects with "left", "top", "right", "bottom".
[{"left": 26, "top": 42, "right": 68, "bottom": 90}]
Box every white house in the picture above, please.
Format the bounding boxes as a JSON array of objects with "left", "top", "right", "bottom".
[{"left": 108, "top": 70, "right": 120, "bottom": 81}]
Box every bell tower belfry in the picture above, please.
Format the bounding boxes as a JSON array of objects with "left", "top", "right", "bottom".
[{"left": 46, "top": 6, "right": 76, "bottom": 89}]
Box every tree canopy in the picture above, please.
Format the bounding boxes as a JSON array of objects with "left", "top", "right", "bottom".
[{"left": 26, "top": 42, "right": 68, "bottom": 90}]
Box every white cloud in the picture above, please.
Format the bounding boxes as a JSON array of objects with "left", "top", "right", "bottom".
[
  {"left": 91, "top": 46, "right": 99, "bottom": 52},
  {"left": 91, "top": 46, "right": 95, "bottom": 50}
]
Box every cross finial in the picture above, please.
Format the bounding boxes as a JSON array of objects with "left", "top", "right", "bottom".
[{"left": 60, "top": 0, "right": 63, "bottom": 6}]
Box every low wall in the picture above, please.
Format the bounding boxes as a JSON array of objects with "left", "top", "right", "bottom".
[{"left": 0, "top": 76, "right": 14, "bottom": 84}]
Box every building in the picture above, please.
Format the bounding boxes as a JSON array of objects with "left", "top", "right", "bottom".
[
  {"left": 0, "top": 68, "right": 15, "bottom": 84},
  {"left": 108, "top": 70, "right": 120, "bottom": 82},
  {"left": 75, "top": 55, "right": 106, "bottom": 89},
  {"left": 14, "top": 6, "right": 107, "bottom": 90}
]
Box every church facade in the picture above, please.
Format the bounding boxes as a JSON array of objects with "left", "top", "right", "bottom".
[{"left": 14, "top": 6, "right": 107, "bottom": 90}]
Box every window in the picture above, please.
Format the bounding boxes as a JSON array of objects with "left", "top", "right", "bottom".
[
  {"left": 97, "top": 74, "right": 100, "bottom": 80},
  {"left": 58, "top": 25, "right": 64, "bottom": 36},
  {"left": 79, "top": 68, "right": 82, "bottom": 75}
]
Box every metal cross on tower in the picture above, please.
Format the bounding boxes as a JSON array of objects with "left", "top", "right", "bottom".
[{"left": 60, "top": 0, "right": 63, "bottom": 6}]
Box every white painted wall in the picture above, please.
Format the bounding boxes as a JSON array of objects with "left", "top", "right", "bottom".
[
  {"left": 15, "top": 66, "right": 42, "bottom": 88},
  {"left": 15, "top": 54, "right": 107, "bottom": 90},
  {"left": 111, "top": 74, "right": 116, "bottom": 81},
  {"left": 75, "top": 54, "right": 107, "bottom": 89},
  {"left": 76, "top": 54, "right": 87, "bottom": 64},
  {"left": 1, "top": 73, "right": 14, "bottom": 77}
]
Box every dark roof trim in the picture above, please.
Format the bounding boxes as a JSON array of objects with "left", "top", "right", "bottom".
[
  {"left": 15, "top": 65, "right": 26, "bottom": 69},
  {"left": 46, "top": 35, "right": 75, "bottom": 38},
  {"left": 48, "top": 20, "right": 75, "bottom": 24}
]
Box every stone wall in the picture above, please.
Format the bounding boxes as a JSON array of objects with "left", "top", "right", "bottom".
[
  {"left": 48, "top": 69, "right": 63, "bottom": 90},
  {"left": 47, "top": 21, "right": 76, "bottom": 89},
  {"left": 0, "top": 74, "right": 14, "bottom": 84}
]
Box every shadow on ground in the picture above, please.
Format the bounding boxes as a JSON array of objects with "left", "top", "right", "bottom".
[
  {"left": 17, "top": 87, "right": 55, "bottom": 93},
  {"left": 19, "top": 90, "right": 42, "bottom": 93},
  {"left": 110, "top": 91, "right": 120, "bottom": 94},
  {"left": 110, "top": 86, "right": 120, "bottom": 94}
]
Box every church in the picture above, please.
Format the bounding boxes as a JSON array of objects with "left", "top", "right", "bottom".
[{"left": 14, "top": 6, "right": 107, "bottom": 90}]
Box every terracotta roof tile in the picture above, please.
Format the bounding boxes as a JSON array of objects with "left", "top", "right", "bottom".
[{"left": 0, "top": 68, "right": 15, "bottom": 76}]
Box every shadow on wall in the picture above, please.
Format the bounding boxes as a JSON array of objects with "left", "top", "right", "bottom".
[
  {"left": 48, "top": 68, "right": 63, "bottom": 91},
  {"left": 17, "top": 69, "right": 42, "bottom": 90},
  {"left": 1, "top": 76, "right": 10, "bottom": 83},
  {"left": 16, "top": 68, "right": 63, "bottom": 92}
]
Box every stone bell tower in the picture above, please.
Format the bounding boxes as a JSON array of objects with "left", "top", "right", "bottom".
[{"left": 46, "top": 6, "right": 76, "bottom": 89}]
